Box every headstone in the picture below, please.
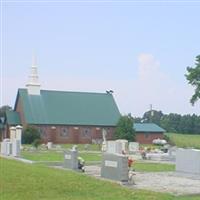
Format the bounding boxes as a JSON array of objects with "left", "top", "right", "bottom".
[
  {"left": 12, "top": 139, "right": 20, "bottom": 157},
  {"left": 16, "top": 125, "right": 22, "bottom": 148},
  {"left": 0, "top": 142, "right": 4, "bottom": 154},
  {"left": 101, "top": 153, "right": 129, "bottom": 182},
  {"left": 107, "top": 141, "right": 123, "bottom": 154},
  {"left": 106, "top": 141, "right": 117, "bottom": 154},
  {"left": 1, "top": 139, "right": 11, "bottom": 155},
  {"left": 129, "top": 142, "right": 139, "bottom": 153},
  {"left": 63, "top": 149, "right": 78, "bottom": 170},
  {"left": 168, "top": 146, "right": 177, "bottom": 161},
  {"left": 10, "top": 126, "right": 16, "bottom": 142},
  {"left": 6, "top": 142, "right": 12, "bottom": 155},
  {"left": 47, "top": 142, "right": 53, "bottom": 149},
  {"left": 176, "top": 148, "right": 200, "bottom": 175},
  {"left": 116, "top": 139, "right": 128, "bottom": 154},
  {"left": 0, "top": 141, "right": 6, "bottom": 155}
]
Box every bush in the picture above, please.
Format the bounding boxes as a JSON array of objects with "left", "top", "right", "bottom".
[
  {"left": 22, "top": 126, "right": 41, "bottom": 144},
  {"left": 114, "top": 114, "right": 135, "bottom": 142},
  {"left": 32, "top": 138, "right": 41, "bottom": 149}
]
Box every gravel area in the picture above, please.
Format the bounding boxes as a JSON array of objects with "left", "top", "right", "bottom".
[
  {"left": 132, "top": 171, "right": 200, "bottom": 195},
  {"left": 85, "top": 165, "right": 200, "bottom": 195}
]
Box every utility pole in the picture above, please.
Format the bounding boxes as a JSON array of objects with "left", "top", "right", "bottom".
[{"left": 150, "top": 104, "right": 154, "bottom": 123}]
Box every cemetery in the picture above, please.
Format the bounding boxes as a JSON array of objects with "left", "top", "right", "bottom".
[{"left": 1, "top": 129, "right": 200, "bottom": 197}]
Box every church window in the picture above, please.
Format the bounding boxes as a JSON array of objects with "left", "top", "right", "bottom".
[
  {"left": 82, "top": 128, "right": 91, "bottom": 138},
  {"left": 60, "top": 128, "right": 69, "bottom": 137}
]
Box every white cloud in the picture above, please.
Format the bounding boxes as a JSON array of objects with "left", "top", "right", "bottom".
[
  {"left": 131, "top": 53, "right": 199, "bottom": 116},
  {"left": 3, "top": 53, "right": 199, "bottom": 116}
]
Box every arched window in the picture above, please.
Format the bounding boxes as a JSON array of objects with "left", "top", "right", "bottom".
[
  {"left": 39, "top": 127, "right": 46, "bottom": 137},
  {"left": 60, "top": 128, "right": 69, "bottom": 137},
  {"left": 81, "top": 127, "right": 91, "bottom": 138}
]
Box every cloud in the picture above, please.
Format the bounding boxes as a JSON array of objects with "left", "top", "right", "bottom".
[
  {"left": 3, "top": 53, "right": 199, "bottom": 116},
  {"left": 131, "top": 53, "right": 199, "bottom": 116}
]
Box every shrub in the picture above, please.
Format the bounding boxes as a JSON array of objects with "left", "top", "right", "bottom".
[
  {"left": 32, "top": 138, "right": 41, "bottom": 149},
  {"left": 22, "top": 126, "right": 41, "bottom": 144}
]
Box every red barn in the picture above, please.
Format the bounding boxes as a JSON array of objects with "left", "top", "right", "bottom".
[{"left": 134, "top": 123, "right": 165, "bottom": 144}]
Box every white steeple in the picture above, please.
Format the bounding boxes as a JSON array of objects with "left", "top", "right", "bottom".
[{"left": 26, "top": 55, "right": 41, "bottom": 95}]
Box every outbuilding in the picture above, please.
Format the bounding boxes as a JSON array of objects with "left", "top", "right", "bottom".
[{"left": 134, "top": 123, "right": 165, "bottom": 144}]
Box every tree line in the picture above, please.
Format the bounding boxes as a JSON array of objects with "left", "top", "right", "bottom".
[{"left": 134, "top": 110, "right": 200, "bottom": 134}]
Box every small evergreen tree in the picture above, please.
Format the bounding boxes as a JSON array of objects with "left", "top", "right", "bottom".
[
  {"left": 22, "top": 126, "right": 41, "bottom": 144},
  {"left": 114, "top": 114, "right": 135, "bottom": 141}
]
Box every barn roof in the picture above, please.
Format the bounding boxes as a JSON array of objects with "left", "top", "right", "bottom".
[
  {"left": 6, "top": 110, "right": 21, "bottom": 125},
  {"left": 134, "top": 123, "right": 165, "bottom": 133},
  {"left": 15, "top": 88, "right": 121, "bottom": 126}
]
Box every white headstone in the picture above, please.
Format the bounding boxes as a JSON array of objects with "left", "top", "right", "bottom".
[
  {"left": 115, "top": 141, "right": 123, "bottom": 154},
  {"left": 0, "top": 142, "right": 6, "bottom": 155},
  {"left": 116, "top": 139, "right": 128, "bottom": 153},
  {"left": 47, "top": 142, "right": 53, "bottom": 149},
  {"left": 12, "top": 139, "right": 20, "bottom": 157},
  {"left": 107, "top": 141, "right": 117, "bottom": 154},
  {"left": 129, "top": 142, "right": 139, "bottom": 152},
  {"left": 176, "top": 148, "right": 200, "bottom": 175},
  {"left": 106, "top": 140, "right": 123, "bottom": 154},
  {"left": 6, "top": 142, "right": 12, "bottom": 155},
  {"left": 16, "top": 125, "right": 22, "bottom": 148},
  {"left": 10, "top": 126, "right": 16, "bottom": 142},
  {"left": 0, "top": 142, "right": 3, "bottom": 154},
  {"left": 1, "top": 139, "right": 11, "bottom": 155}
]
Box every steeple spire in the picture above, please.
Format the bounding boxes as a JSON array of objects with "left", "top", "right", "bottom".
[{"left": 26, "top": 55, "right": 41, "bottom": 95}]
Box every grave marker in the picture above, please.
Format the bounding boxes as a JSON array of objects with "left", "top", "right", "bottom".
[{"left": 101, "top": 153, "right": 129, "bottom": 182}]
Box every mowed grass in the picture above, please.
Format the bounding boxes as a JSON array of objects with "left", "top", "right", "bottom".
[
  {"left": 60, "top": 143, "right": 101, "bottom": 151},
  {"left": 21, "top": 150, "right": 102, "bottom": 162},
  {"left": 166, "top": 133, "right": 200, "bottom": 149},
  {"left": 133, "top": 162, "right": 175, "bottom": 172},
  {"left": 1, "top": 158, "right": 199, "bottom": 200}
]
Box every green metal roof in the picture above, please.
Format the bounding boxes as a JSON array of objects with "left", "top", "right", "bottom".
[
  {"left": 16, "top": 88, "right": 121, "bottom": 126},
  {"left": 6, "top": 111, "right": 21, "bottom": 125},
  {"left": 134, "top": 123, "right": 165, "bottom": 133},
  {"left": 0, "top": 124, "right": 4, "bottom": 129}
]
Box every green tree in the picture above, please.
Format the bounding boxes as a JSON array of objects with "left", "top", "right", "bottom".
[
  {"left": 143, "top": 110, "right": 164, "bottom": 126},
  {"left": 114, "top": 114, "right": 135, "bottom": 141},
  {"left": 22, "top": 126, "right": 41, "bottom": 144},
  {"left": 0, "top": 105, "right": 12, "bottom": 119},
  {"left": 185, "top": 55, "right": 200, "bottom": 105}
]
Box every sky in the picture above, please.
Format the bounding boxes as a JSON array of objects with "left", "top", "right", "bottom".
[{"left": 1, "top": 0, "right": 200, "bottom": 117}]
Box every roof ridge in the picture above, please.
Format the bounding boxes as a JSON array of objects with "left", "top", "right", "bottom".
[{"left": 18, "top": 88, "right": 111, "bottom": 95}]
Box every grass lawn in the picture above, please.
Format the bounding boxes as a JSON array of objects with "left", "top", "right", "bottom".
[
  {"left": 21, "top": 150, "right": 102, "bottom": 162},
  {"left": 166, "top": 133, "right": 200, "bottom": 149},
  {"left": 21, "top": 150, "right": 175, "bottom": 172},
  {"left": 60, "top": 143, "right": 101, "bottom": 151},
  {"left": 1, "top": 158, "right": 199, "bottom": 200},
  {"left": 133, "top": 162, "right": 175, "bottom": 172}
]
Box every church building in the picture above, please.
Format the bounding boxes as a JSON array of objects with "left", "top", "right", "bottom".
[{"left": 5, "top": 60, "right": 121, "bottom": 144}]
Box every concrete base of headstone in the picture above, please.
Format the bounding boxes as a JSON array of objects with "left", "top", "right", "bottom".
[
  {"left": 63, "top": 150, "right": 78, "bottom": 170},
  {"left": 101, "top": 153, "right": 129, "bottom": 182},
  {"left": 176, "top": 148, "right": 200, "bottom": 175}
]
